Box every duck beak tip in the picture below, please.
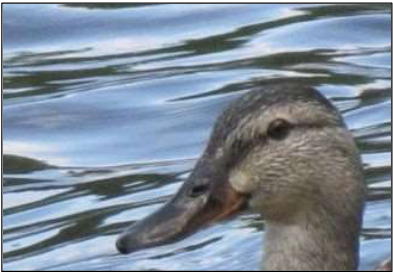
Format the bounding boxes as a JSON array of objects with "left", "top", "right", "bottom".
[{"left": 116, "top": 162, "right": 248, "bottom": 255}]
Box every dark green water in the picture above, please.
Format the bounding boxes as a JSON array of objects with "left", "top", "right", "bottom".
[{"left": 3, "top": 4, "right": 391, "bottom": 270}]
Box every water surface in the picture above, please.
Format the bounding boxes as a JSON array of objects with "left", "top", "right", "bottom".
[{"left": 3, "top": 3, "right": 391, "bottom": 270}]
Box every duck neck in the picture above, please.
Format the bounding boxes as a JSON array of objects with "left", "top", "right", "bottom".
[{"left": 262, "top": 203, "right": 363, "bottom": 271}]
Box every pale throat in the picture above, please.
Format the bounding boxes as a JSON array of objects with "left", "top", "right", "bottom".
[{"left": 261, "top": 204, "right": 361, "bottom": 271}]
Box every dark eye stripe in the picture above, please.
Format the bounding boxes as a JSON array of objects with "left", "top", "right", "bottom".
[
  {"left": 225, "top": 121, "right": 329, "bottom": 169},
  {"left": 227, "top": 133, "right": 266, "bottom": 168}
]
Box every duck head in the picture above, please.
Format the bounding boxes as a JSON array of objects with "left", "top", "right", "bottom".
[{"left": 116, "top": 83, "right": 365, "bottom": 257}]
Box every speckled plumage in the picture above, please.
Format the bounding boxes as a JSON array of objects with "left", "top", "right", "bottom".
[
  {"left": 117, "top": 83, "right": 374, "bottom": 270},
  {"left": 207, "top": 84, "right": 367, "bottom": 270}
]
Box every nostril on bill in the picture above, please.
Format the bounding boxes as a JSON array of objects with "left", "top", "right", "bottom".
[{"left": 189, "top": 184, "right": 209, "bottom": 197}]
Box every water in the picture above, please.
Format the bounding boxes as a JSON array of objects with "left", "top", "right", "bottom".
[{"left": 3, "top": 3, "right": 391, "bottom": 270}]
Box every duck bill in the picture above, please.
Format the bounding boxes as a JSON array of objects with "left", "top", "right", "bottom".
[{"left": 116, "top": 161, "right": 247, "bottom": 254}]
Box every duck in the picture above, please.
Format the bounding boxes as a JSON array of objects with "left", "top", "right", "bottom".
[{"left": 116, "top": 83, "right": 390, "bottom": 271}]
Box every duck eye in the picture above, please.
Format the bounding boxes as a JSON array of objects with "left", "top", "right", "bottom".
[
  {"left": 267, "top": 119, "right": 291, "bottom": 140},
  {"left": 189, "top": 184, "right": 209, "bottom": 197}
]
